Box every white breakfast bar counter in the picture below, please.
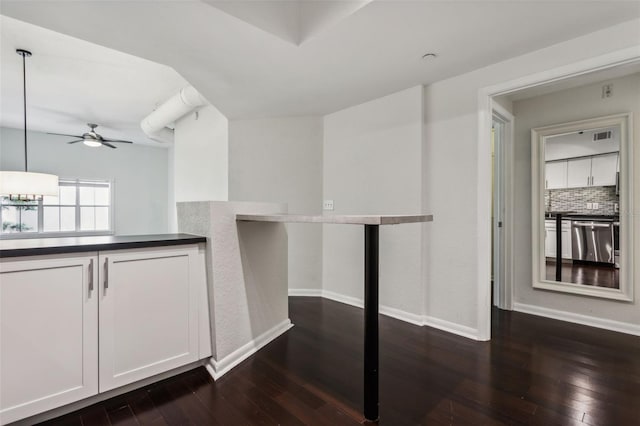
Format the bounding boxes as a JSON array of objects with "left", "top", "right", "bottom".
[{"left": 236, "top": 213, "right": 433, "bottom": 422}]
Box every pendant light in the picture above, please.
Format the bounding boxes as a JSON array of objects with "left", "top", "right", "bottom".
[{"left": 0, "top": 49, "right": 58, "bottom": 201}]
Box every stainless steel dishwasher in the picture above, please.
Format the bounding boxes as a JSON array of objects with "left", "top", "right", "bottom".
[{"left": 571, "top": 220, "right": 614, "bottom": 264}]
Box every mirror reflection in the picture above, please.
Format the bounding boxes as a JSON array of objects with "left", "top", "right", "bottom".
[{"left": 543, "top": 126, "right": 620, "bottom": 288}]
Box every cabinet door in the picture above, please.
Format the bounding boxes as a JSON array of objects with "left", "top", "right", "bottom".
[
  {"left": 566, "top": 157, "right": 592, "bottom": 188},
  {"left": 591, "top": 153, "right": 618, "bottom": 186},
  {"left": 0, "top": 255, "right": 98, "bottom": 425},
  {"left": 545, "top": 221, "right": 556, "bottom": 258},
  {"left": 545, "top": 161, "right": 567, "bottom": 189},
  {"left": 98, "top": 246, "right": 199, "bottom": 392}
]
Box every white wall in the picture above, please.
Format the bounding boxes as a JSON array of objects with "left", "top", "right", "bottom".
[
  {"left": 0, "top": 127, "right": 169, "bottom": 235},
  {"left": 228, "top": 116, "right": 323, "bottom": 291},
  {"left": 323, "top": 86, "right": 424, "bottom": 316},
  {"left": 511, "top": 72, "right": 640, "bottom": 326},
  {"left": 422, "top": 18, "right": 640, "bottom": 333},
  {"left": 173, "top": 104, "right": 229, "bottom": 203}
]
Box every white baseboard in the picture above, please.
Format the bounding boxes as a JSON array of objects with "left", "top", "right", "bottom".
[
  {"left": 289, "top": 289, "right": 478, "bottom": 339},
  {"left": 379, "top": 304, "right": 424, "bottom": 326},
  {"left": 287, "top": 288, "right": 323, "bottom": 297},
  {"left": 513, "top": 302, "right": 640, "bottom": 336},
  {"left": 422, "top": 315, "right": 479, "bottom": 340},
  {"left": 206, "top": 319, "right": 293, "bottom": 380},
  {"left": 321, "top": 289, "right": 363, "bottom": 309}
]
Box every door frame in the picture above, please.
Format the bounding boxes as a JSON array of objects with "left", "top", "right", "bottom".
[
  {"left": 492, "top": 105, "right": 515, "bottom": 311},
  {"left": 475, "top": 45, "right": 640, "bottom": 341}
]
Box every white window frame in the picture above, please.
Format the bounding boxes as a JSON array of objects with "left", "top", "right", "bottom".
[{"left": 0, "top": 178, "right": 115, "bottom": 239}]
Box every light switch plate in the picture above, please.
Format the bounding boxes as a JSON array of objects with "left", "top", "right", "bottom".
[{"left": 323, "top": 200, "right": 334, "bottom": 211}]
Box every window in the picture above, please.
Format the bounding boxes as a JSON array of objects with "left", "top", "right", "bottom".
[{"left": 1, "top": 179, "right": 113, "bottom": 237}]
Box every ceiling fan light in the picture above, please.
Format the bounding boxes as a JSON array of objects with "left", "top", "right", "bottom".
[
  {"left": 0, "top": 171, "right": 59, "bottom": 201},
  {"left": 83, "top": 140, "right": 102, "bottom": 147}
]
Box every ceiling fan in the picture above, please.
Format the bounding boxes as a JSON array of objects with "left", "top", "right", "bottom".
[{"left": 48, "top": 123, "right": 133, "bottom": 149}]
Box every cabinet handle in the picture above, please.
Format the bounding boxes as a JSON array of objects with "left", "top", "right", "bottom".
[
  {"left": 88, "top": 258, "right": 94, "bottom": 295},
  {"left": 104, "top": 257, "right": 109, "bottom": 290},
  {"left": 587, "top": 176, "right": 590, "bottom": 186},
  {"left": 545, "top": 180, "right": 548, "bottom": 189}
]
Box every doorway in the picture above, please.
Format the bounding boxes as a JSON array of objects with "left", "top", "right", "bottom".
[
  {"left": 477, "top": 49, "right": 640, "bottom": 341},
  {"left": 491, "top": 105, "right": 514, "bottom": 310}
]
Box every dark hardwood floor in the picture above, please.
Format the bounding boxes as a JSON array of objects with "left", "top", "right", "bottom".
[
  {"left": 545, "top": 261, "right": 619, "bottom": 288},
  {"left": 41, "top": 297, "right": 640, "bottom": 425}
]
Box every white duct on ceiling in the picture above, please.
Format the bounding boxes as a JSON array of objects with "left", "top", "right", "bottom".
[{"left": 141, "top": 85, "right": 208, "bottom": 144}]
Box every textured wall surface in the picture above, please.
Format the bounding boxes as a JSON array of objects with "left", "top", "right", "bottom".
[
  {"left": 323, "top": 86, "right": 424, "bottom": 317},
  {"left": 177, "top": 201, "right": 288, "bottom": 366},
  {"left": 229, "top": 117, "right": 323, "bottom": 291}
]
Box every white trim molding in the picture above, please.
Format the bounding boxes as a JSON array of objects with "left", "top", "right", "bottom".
[
  {"left": 422, "top": 316, "right": 480, "bottom": 341},
  {"left": 205, "top": 319, "right": 293, "bottom": 380},
  {"left": 287, "top": 288, "right": 323, "bottom": 297},
  {"left": 290, "top": 289, "right": 478, "bottom": 339},
  {"left": 321, "top": 289, "right": 364, "bottom": 309},
  {"left": 513, "top": 303, "right": 640, "bottom": 336}
]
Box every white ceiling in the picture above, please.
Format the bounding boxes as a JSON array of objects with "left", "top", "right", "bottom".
[
  {"left": 1, "top": 0, "right": 640, "bottom": 122},
  {"left": 204, "top": 0, "right": 373, "bottom": 45},
  {"left": 0, "top": 15, "right": 189, "bottom": 146}
]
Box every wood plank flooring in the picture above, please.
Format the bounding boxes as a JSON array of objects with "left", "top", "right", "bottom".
[
  {"left": 41, "top": 297, "right": 640, "bottom": 425},
  {"left": 545, "top": 261, "right": 619, "bottom": 288}
]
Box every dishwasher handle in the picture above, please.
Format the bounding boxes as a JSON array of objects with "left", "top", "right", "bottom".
[{"left": 572, "top": 221, "right": 612, "bottom": 228}]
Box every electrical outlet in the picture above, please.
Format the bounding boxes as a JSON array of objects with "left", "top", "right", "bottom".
[
  {"left": 592, "top": 202, "right": 599, "bottom": 210},
  {"left": 586, "top": 202, "right": 593, "bottom": 210},
  {"left": 602, "top": 84, "right": 613, "bottom": 98},
  {"left": 323, "top": 200, "right": 334, "bottom": 211}
]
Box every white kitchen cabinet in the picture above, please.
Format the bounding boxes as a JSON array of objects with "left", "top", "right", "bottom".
[
  {"left": 565, "top": 153, "right": 618, "bottom": 188},
  {"left": 591, "top": 153, "right": 618, "bottom": 186},
  {"left": 0, "top": 254, "right": 98, "bottom": 425},
  {"left": 544, "top": 220, "right": 572, "bottom": 260},
  {"left": 545, "top": 161, "right": 567, "bottom": 189},
  {"left": 566, "top": 157, "right": 592, "bottom": 188},
  {"left": 0, "top": 240, "right": 210, "bottom": 425},
  {"left": 98, "top": 246, "right": 200, "bottom": 392},
  {"left": 545, "top": 222, "right": 556, "bottom": 258}
]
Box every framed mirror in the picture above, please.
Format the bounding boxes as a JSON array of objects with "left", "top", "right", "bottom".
[{"left": 532, "top": 113, "right": 634, "bottom": 301}]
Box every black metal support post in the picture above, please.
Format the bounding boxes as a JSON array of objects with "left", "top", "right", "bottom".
[
  {"left": 364, "top": 224, "right": 379, "bottom": 422},
  {"left": 555, "top": 214, "right": 562, "bottom": 281}
]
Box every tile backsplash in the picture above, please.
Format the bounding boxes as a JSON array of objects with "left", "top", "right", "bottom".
[{"left": 545, "top": 186, "right": 618, "bottom": 215}]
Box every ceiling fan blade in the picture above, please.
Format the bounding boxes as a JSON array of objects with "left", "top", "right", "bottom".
[
  {"left": 67, "top": 140, "right": 84, "bottom": 144},
  {"left": 102, "top": 142, "right": 117, "bottom": 149},
  {"left": 101, "top": 139, "right": 133, "bottom": 144},
  {"left": 48, "top": 132, "right": 83, "bottom": 138}
]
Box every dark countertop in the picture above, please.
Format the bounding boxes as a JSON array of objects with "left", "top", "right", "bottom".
[
  {"left": 0, "top": 234, "right": 206, "bottom": 258},
  {"left": 545, "top": 212, "right": 618, "bottom": 220}
]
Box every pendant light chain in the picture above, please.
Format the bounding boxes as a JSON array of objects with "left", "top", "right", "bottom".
[
  {"left": 22, "top": 50, "right": 28, "bottom": 172},
  {"left": 0, "top": 49, "right": 58, "bottom": 203}
]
